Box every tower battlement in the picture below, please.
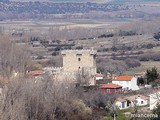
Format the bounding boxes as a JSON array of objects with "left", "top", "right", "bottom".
[
  {"left": 43, "top": 67, "right": 63, "bottom": 75},
  {"left": 61, "top": 49, "right": 97, "bottom": 55}
]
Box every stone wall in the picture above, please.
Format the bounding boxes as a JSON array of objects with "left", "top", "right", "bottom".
[{"left": 61, "top": 49, "right": 97, "bottom": 73}]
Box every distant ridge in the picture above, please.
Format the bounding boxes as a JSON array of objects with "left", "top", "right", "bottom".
[
  {"left": 10, "top": 0, "right": 113, "bottom": 3},
  {"left": 9, "top": 0, "right": 160, "bottom": 3}
]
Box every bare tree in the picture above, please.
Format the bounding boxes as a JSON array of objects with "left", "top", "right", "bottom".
[
  {"left": 83, "top": 90, "right": 117, "bottom": 112},
  {"left": 0, "top": 36, "right": 31, "bottom": 81},
  {"left": 0, "top": 75, "right": 95, "bottom": 120},
  {"left": 97, "top": 58, "right": 128, "bottom": 76},
  {"left": 76, "top": 71, "right": 91, "bottom": 86},
  {"left": 0, "top": 36, "right": 14, "bottom": 79},
  {"left": 0, "top": 72, "right": 119, "bottom": 120}
]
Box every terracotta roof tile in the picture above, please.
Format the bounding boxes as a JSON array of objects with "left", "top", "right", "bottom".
[
  {"left": 135, "top": 72, "right": 146, "bottom": 75},
  {"left": 100, "top": 83, "right": 122, "bottom": 89},
  {"left": 96, "top": 73, "right": 104, "bottom": 77},
  {"left": 136, "top": 94, "right": 149, "bottom": 100},
  {"left": 113, "top": 76, "right": 133, "bottom": 81},
  {"left": 124, "top": 94, "right": 149, "bottom": 101},
  {"left": 29, "top": 70, "right": 44, "bottom": 76},
  {"left": 116, "top": 98, "right": 126, "bottom": 102}
]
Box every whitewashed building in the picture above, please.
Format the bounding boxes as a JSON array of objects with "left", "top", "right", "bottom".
[
  {"left": 95, "top": 73, "right": 104, "bottom": 80},
  {"left": 115, "top": 98, "right": 128, "bottom": 109},
  {"left": 115, "top": 94, "right": 149, "bottom": 110},
  {"left": 125, "top": 94, "right": 149, "bottom": 107},
  {"left": 112, "top": 76, "right": 139, "bottom": 91}
]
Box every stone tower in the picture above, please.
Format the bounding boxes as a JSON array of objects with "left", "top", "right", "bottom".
[
  {"left": 61, "top": 49, "right": 97, "bottom": 75},
  {"left": 61, "top": 50, "right": 97, "bottom": 85}
]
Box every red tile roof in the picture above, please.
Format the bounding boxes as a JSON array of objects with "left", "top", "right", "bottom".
[
  {"left": 113, "top": 76, "right": 133, "bottom": 81},
  {"left": 116, "top": 98, "right": 126, "bottom": 102},
  {"left": 100, "top": 83, "right": 122, "bottom": 89},
  {"left": 29, "top": 70, "right": 44, "bottom": 76},
  {"left": 96, "top": 73, "right": 104, "bottom": 77},
  {"left": 135, "top": 94, "right": 149, "bottom": 100}
]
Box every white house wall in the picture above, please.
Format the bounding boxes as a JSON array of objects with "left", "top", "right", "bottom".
[
  {"left": 136, "top": 98, "right": 148, "bottom": 106},
  {"left": 112, "top": 81, "right": 128, "bottom": 90},
  {"left": 112, "top": 77, "right": 139, "bottom": 91},
  {"left": 96, "top": 76, "right": 103, "bottom": 80},
  {"left": 115, "top": 101, "right": 128, "bottom": 109},
  {"left": 130, "top": 77, "right": 139, "bottom": 90}
]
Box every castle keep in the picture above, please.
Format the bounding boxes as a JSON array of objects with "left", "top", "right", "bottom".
[
  {"left": 61, "top": 49, "right": 96, "bottom": 73},
  {"left": 43, "top": 49, "right": 97, "bottom": 85}
]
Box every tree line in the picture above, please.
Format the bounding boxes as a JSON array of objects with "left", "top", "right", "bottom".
[{"left": 0, "top": 74, "right": 117, "bottom": 120}]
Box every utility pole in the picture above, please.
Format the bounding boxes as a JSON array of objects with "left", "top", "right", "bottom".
[
  {"left": 113, "top": 105, "right": 117, "bottom": 120},
  {"left": 113, "top": 113, "right": 116, "bottom": 120}
]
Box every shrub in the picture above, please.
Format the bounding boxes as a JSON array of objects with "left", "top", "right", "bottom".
[
  {"left": 52, "top": 52, "right": 58, "bottom": 56},
  {"left": 125, "top": 58, "right": 141, "bottom": 68},
  {"left": 137, "top": 77, "right": 145, "bottom": 85},
  {"left": 76, "top": 46, "right": 83, "bottom": 50},
  {"left": 146, "top": 43, "right": 154, "bottom": 49},
  {"left": 36, "top": 55, "right": 45, "bottom": 60},
  {"left": 54, "top": 46, "right": 61, "bottom": 51},
  {"left": 139, "top": 52, "right": 160, "bottom": 61},
  {"left": 110, "top": 46, "right": 118, "bottom": 52},
  {"left": 119, "top": 30, "right": 137, "bottom": 36},
  {"left": 153, "top": 32, "right": 160, "bottom": 41},
  {"left": 98, "top": 33, "right": 114, "bottom": 38},
  {"left": 146, "top": 67, "right": 159, "bottom": 84}
]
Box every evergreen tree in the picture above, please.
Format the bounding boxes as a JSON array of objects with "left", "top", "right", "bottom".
[{"left": 146, "top": 67, "right": 159, "bottom": 84}]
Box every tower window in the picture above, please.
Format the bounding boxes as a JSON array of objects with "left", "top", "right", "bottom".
[
  {"left": 78, "top": 58, "right": 81, "bottom": 61},
  {"left": 79, "top": 67, "right": 81, "bottom": 69}
]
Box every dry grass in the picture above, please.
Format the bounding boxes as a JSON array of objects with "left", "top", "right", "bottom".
[{"left": 123, "top": 61, "right": 160, "bottom": 75}]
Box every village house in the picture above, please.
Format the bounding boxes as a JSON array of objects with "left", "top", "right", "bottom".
[
  {"left": 96, "top": 73, "right": 104, "bottom": 80},
  {"left": 135, "top": 94, "right": 149, "bottom": 106},
  {"left": 115, "top": 98, "right": 128, "bottom": 109},
  {"left": 125, "top": 94, "right": 149, "bottom": 107},
  {"left": 106, "top": 73, "right": 117, "bottom": 80},
  {"left": 115, "top": 94, "right": 149, "bottom": 109},
  {"left": 99, "top": 83, "right": 122, "bottom": 94},
  {"left": 28, "top": 70, "right": 44, "bottom": 78},
  {"left": 112, "top": 76, "right": 139, "bottom": 91},
  {"left": 134, "top": 72, "right": 146, "bottom": 78}
]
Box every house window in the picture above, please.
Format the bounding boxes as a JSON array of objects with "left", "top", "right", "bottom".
[
  {"left": 78, "top": 67, "right": 81, "bottom": 69},
  {"left": 78, "top": 58, "right": 81, "bottom": 61},
  {"left": 107, "top": 89, "right": 110, "bottom": 93},
  {"left": 122, "top": 102, "right": 125, "bottom": 108},
  {"left": 135, "top": 100, "right": 138, "bottom": 104},
  {"left": 141, "top": 101, "right": 143, "bottom": 104}
]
